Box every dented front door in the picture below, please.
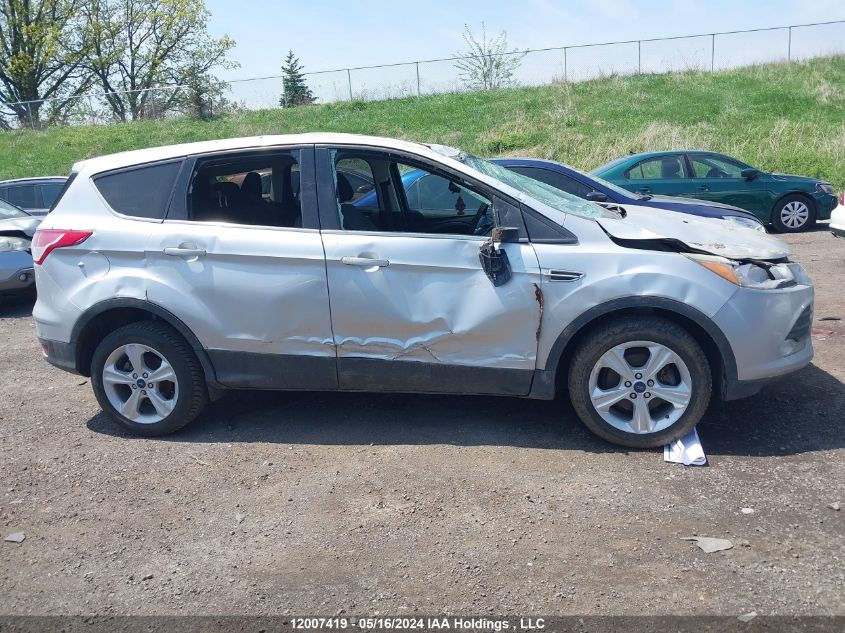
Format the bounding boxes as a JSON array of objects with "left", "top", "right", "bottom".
[{"left": 321, "top": 231, "right": 543, "bottom": 395}]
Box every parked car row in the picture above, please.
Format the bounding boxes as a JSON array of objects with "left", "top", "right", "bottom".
[
  {"left": 592, "top": 151, "right": 838, "bottom": 233},
  {"left": 30, "top": 134, "right": 819, "bottom": 450}
]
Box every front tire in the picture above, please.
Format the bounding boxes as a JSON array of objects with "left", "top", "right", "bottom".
[
  {"left": 771, "top": 194, "right": 816, "bottom": 233},
  {"left": 567, "top": 316, "right": 711, "bottom": 448},
  {"left": 91, "top": 321, "right": 208, "bottom": 436}
]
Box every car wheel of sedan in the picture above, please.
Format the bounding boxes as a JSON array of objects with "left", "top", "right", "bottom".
[
  {"left": 567, "top": 316, "right": 711, "bottom": 448},
  {"left": 91, "top": 321, "right": 207, "bottom": 436},
  {"left": 772, "top": 195, "right": 816, "bottom": 233}
]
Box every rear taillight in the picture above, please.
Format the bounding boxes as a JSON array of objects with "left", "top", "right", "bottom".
[
  {"left": 31, "top": 229, "right": 92, "bottom": 265},
  {"left": 840, "top": 191, "right": 844, "bottom": 206}
]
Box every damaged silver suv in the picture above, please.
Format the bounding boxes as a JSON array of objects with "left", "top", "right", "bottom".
[{"left": 33, "top": 134, "right": 814, "bottom": 447}]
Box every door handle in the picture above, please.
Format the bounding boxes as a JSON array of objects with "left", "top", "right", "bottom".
[
  {"left": 163, "top": 246, "right": 206, "bottom": 258},
  {"left": 341, "top": 256, "right": 389, "bottom": 268},
  {"left": 698, "top": 185, "right": 709, "bottom": 191}
]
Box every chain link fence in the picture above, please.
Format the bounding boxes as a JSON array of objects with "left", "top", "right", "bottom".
[{"left": 3, "top": 19, "right": 844, "bottom": 130}]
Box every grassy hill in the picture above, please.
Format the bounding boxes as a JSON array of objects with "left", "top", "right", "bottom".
[{"left": 2, "top": 56, "right": 844, "bottom": 189}]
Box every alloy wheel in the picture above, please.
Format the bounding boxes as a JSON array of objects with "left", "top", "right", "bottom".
[
  {"left": 588, "top": 340, "right": 693, "bottom": 434},
  {"left": 102, "top": 343, "right": 179, "bottom": 424}
]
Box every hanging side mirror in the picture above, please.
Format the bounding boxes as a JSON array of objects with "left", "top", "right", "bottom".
[{"left": 479, "top": 227, "right": 519, "bottom": 286}]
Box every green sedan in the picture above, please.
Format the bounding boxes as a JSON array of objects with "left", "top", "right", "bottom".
[{"left": 592, "top": 150, "right": 838, "bottom": 232}]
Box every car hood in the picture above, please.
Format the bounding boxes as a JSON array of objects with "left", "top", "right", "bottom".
[
  {"left": 770, "top": 173, "right": 825, "bottom": 184},
  {"left": 648, "top": 194, "right": 745, "bottom": 212},
  {"left": 596, "top": 204, "right": 790, "bottom": 260},
  {"left": 0, "top": 216, "right": 40, "bottom": 237}
]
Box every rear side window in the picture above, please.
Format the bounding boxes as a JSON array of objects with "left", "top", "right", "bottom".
[
  {"left": 6, "top": 184, "right": 40, "bottom": 209},
  {"left": 94, "top": 161, "right": 182, "bottom": 219},
  {"left": 508, "top": 166, "right": 594, "bottom": 198}
]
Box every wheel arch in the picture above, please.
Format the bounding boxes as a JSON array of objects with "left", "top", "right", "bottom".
[
  {"left": 533, "top": 297, "right": 736, "bottom": 400},
  {"left": 71, "top": 298, "right": 219, "bottom": 388}
]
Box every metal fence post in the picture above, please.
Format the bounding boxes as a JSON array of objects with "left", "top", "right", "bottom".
[
  {"left": 26, "top": 102, "right": 34, "bottom": 128},
  {"left": 710, "top": 34, "right": 715, "bottom": 72},
  {"left": 416, "top": 62, "right": 421, "bottom": 96},
  {"left": 563, "top": 47, "right": 568, "bottom": 82},
  {"left": 347, "top": 69, "right": 353, "bottom": 101},
  {"left": 637, "top": 40, "right": 641, "bottom": 74},
  {"left": 788, "top": 26, "right": 792, "bottom": 61}
]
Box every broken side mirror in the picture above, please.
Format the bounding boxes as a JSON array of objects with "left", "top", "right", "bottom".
[
  {"left": 479, "top": 227, "right": 519, "bottom": 287},
  {"left": 491, "top": 226, "right": 520, "bottom": 243}
]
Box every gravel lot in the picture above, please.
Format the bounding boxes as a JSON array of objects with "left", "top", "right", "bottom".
[{"left": 1, "top": 225, "right": 843, "bottom": 617}]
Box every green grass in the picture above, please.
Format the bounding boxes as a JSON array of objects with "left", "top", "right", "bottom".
[{"left": 3, "top": 56, "right": 845, "bottom": 188}]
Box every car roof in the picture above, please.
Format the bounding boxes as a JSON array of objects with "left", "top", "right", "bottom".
[
  {"left": 0, "top": 176, "right": 67, "bottom": 185},
  {"left": 615, "top": 150, "right": 730, "bottom": 162},
  {"left": 74, "top": 133, "right": 458, "bottom": 176}
]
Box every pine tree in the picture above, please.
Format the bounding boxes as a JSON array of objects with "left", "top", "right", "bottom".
[{"left": 279, "top": 50, "right": 315, "bottom": 108}]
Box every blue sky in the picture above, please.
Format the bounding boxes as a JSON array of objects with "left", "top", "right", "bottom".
[{"left": 204, "top": 0, "right": 845, "bottom": 105}]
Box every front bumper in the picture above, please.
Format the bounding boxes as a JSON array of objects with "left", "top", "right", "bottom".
[
  {"left": 830, "top": 205, "right": 845, "bottom": 238},
  {"left": 814, "top": 192, "right": 838, "bottom": 220},
  {"left": 0, "top": 267, "right": 35, "bottom": 293},
  {"left": 712, "top": 281, "right": 814, "bottom": 399}
]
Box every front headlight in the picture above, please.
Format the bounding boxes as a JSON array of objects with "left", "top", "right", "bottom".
[
  {"left": 817, "top": 183, "right": 835, "bottom": 194},
  {"left": 0, "top": 236, "right": 30, "bottom": 252},
  {"left": 722, "top": 215, "right": 766, "bottom": 232},
  {"left": 686, "top": 253, "right": 812, "bottom": 289}
]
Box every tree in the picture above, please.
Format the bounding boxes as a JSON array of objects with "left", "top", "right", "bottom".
[
  {"left": 454, "top": 23, "right": 525, "bottom": 90},
  {"left": 0, "top": 0, "right": 91, "bottom": 128},
  {"left": 279, "top": 50, "right": 314, "bottom": 108},
  {"left": 83, "top": 0, "right": 236, "bottom": 121}
]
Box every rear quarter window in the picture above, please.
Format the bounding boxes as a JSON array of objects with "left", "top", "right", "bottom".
[{"left": 94, "top": 161, "right": 182, "bottom": 219}]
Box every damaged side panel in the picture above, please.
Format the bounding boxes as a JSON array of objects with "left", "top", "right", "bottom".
[
  {"left": 532, "top": 236, "right": 739, "bottom": 370},
  {"left": 321, "top": 231, "right": 543, "bottom": 394}
]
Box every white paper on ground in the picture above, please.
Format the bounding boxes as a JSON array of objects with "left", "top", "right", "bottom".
[{"left": 664, "top": 427, "right": 707, "bottom": 466}]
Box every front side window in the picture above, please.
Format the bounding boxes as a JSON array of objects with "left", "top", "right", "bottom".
[
  {"left": 689, "top": 154, "right": 745, "bottom": 179},
  {"left": 39, "top": 183, "right": 65, "bottom": 208},
  {"left": 188, "top": 150, "right": 301, "bottom": 227},
  {"left": 95, "top": 162, "right": 181, "bottom": 219},
  {"left": 333, "top": 153, "right": 496, "bottom": 236},
  {"left": 625, "top": 156, "right": 685, "bottom": 180}
]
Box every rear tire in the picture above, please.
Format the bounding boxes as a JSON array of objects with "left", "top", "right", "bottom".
[
  {"left": 567, "top": 316, "right": 711, "bottom": 448},
  {"left": 771, "top": 194, "right": 816, "bottom": 233},
  {"left": 91, "top": 321, "right": 208, "bottom": 436}
]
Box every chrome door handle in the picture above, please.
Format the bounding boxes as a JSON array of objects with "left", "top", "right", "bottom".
[
  {"left": 698, "top": 185, "right": 709, "bottom": 191},
  {"left": 341, "top": 256, "right": 389, "bottom": 268},
  {"left": 163, "top": 246, "right": 206, "bottom": 258}
]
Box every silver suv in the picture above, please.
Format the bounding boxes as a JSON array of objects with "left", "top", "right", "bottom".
[{"left": 33, "top": 134, "right": 814, "bottom": 447}]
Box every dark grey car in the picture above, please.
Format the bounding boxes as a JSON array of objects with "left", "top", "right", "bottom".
[{"left": 0, "top": 176, "right": 67, "bottom": 216}]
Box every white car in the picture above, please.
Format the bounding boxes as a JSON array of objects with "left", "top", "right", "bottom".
[
  {"left": 33, "top": 134, "right": 814, "bottom": 448},
  {"left": 831, "top": 193, "right": 845, "bottom": 238}
]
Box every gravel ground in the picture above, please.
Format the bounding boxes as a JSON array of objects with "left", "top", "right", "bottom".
[{"left": 0, "top": 225, "right": 843, "bottom": 617}]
